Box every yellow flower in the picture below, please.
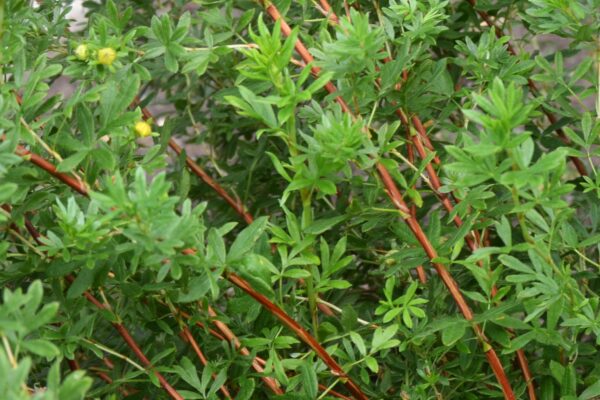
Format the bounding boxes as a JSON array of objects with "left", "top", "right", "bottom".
[
  {"left": 75, "top": 44, "right": 88, "bottom": 61},
  {"left": 97, "top": 47, "right": 117, "bottom": 65},
  {"left": 134, "top": 121, "right": 152, "bottom": 138}
]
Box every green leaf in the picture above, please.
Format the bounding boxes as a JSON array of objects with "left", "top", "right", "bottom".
[
  {"left": 569, "top": 58, "right": 593, "bottom": 85},
  {"left": 579, "top": 380, "right": 600, "bottom": 400},
  {"left": 441, "top": 322, "right": 466, "bottom": 346},
  {"left": 57, "top": 150, "right": 89, "bottom": 172},
  {"left": 182, "top": 51, "right": 211, "bottom": 75},
  {"left": 266, "top": 152, "right": 292, "bottom": 182},
  {"left": 29, "top": 302, "right": 59, "bottom": 331},
  {"left": 372, "top": 325, "right": 399, "bottom": 351},
  {"left": 237, "top": 86, "right": 278, "bottom": 129},
  {"left": 227, "top": 217, "right": 269, "bottom": 262},
  {"left": 503, "top": 331, "right": 536, "bottom": 353},
  {"left": 349, "top": 331, "right": 367, "bottom": 356},
  {"left": 341, "top": 306, "right": 358, "bottom": 331},
  {"left": 59, "top": 370, "right": 93, "bottom": 400},
  {"left": 208, "top": 369, "right": 228, "bottom": 397},
  {"left": 304, "top": 215, "right": 346, "bottom": 235},
  {"left": 174, "top": 357, "right": 203, "bottom": 392},
  {"left": 237, "top": 254, "right": 276, "bottom": 296},
  {"left": 66, "top": 268, "right": 96, "bottom": 299},
  {"left": 236, "top": 378, "right": 255, "bottom": 400},
  {"left": 76, "top": 105, "right": 94, "bottom": 146},
  {"left": 494, "top": 216, "right": 512, "bottom": 247},
  {"left": 365, "top": 356, "right": 379, "bottom": 373},
  {"left": 164, "top": 50, "right": 179, "bottom": 73},
  {"left": 92, "top": 147, "right": 115, "bottom": 170},
  {"left": 499, "top": 255, "right": 532, "bottom": 274},
  {"left": 316, "top": 179, "right": 337, "bottom": 195},
  {"left": 100, "top": 75, "right": 141, "bottom": 127},
  {"left": 208, "top": 228, "right": 226, "bottom": 265},
  {"left": 22, "top": 339, "right": 60, "bottom": 358},
  {"left": 283, "top": 268, "right": 311, "bottom": 279},
  {"left": 0, "top": 183, "right": 18, "bottom": 203},
  {"left": 175, "top": 275, "right": 210, "bottom": 303},
  {"left": 300, "top": 361, "right": 318, "bottom": 399}
]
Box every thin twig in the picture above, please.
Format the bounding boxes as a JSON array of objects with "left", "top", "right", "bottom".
[
  {"left": 19, "top": 117, "right": 64, "bottom": 162},
  {"left": 15, "top": 145, "right": 89, "bottom": 195},
  {"left": 135, "top": 97, "right": 255, "bottom": 225},
  {"left": 134, "top": 97, "right": 337, "bottom": 318},
  {"left": 290, "top": 295, "right": 376, "bottom": 328},
  {"left": 260, "top": 3, "right": 516, "bottom": 398},
  {"left": 4, "top": 214, "right": 183, "bottom": 400},
  {"left": 63, "top": 276, "right": 185, "bottom": 400},
  {"left": 180, "top": 327, "right": 233, "bottom": 399},
  {"left": 82, "top": 338, "right": 146, "bottom": 373},
  {"left": 313, "top": 4, "right": 536, "bottom": 398},
  {"left": 227, "top": 271, "right": 369, "bottom": 400},
  {"left": 7, "top": 137, "right": 283, "bottom": 399}
]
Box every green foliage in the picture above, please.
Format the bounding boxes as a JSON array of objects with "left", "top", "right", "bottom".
[
  {"left": 0, "top": 281, "right": 92, "bottom": 399},
  {"left": 2, "top": 0, "right": 600, "bottom": 399}
]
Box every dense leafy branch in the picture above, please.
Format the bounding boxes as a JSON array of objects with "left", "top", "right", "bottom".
[{"left": 2, "top": 1, "right": 600, "bottom": 399}]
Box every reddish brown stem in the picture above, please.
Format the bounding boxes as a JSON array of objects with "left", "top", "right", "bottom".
[
  {"left": 407, "top": 114, "right": 482, "bottom": 247},
  {"left": 170, "top": 307, "right": 227, "bottom": 342},
  {"left": 376, "top": 165, "right": 515, "bottom": 399},
  {"left": 174, "top": 306, "right": 282, "bottom": 395},
  {"left": 67, "top": 358, "right": 80, "bottom": 371},
  {"left": 61, "top": 276, "right": 184, "bottom": 400},
  {"left": 94, "top": 370, "right": 114, "bottom": 385},
  {"left": 262, "top": 3, "right": 516, "bottom": 398},
  {"left": 263, "top": 3, "right": 352, "bottom": 114},
  {"left": 24, "top": 218, "right": 43, "bottom": 245},
  {"left": 314, "top": 4, "right": 533, "bottom": 396},
  {"left": 205, "top": 305, "right": 284, "bottom": 395},
  {"left": 227, "top": 272, "right": 369, "bottom": 400},
  {"left": 78, "top": 361, "right": 136, "bottom": 397},
  {"left": 137, "top": 100, "right": 336, "bottom": 317},
  {"left": 167, "top": 139, "right": 254, "bottom": 225},
  {"left": 112, "top": 323, "right": 183, "bottom": 400},
  {"left": 318, "top": 0, "right": 340, "bottom": 24},
  {"left": 92, "top": 367, "right": 138, "bottom": 399},
  {"left": 181, "top": 327, "right": 233, "bottom": 399},
  {"left": 319, "top": 384, "right": 352, "bottom": 400},
  {"left": 11, "top": 144, "right": 287, "bottom": 396},
  {"left": 405, "top": 129, "right": 428, "bottom": 283},
  {"left": 15, "top": 146, "right": 89, "bottom": 195},
  {"left": 135, "top": 98, "right": 255, "bottom": 225}
]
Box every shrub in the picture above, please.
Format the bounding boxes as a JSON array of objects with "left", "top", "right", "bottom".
[{"left": 1, "top": 0, "right": 600, "bottom": 399}]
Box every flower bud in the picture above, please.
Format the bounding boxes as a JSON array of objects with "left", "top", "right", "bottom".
[
  {"left": 134, "top": 121, "right": 152, "bottom": 138},
  {"left": 97, "top": 47, "right": 117, "bottom": 65},
  {"left": 75, "top": 44, "right": 89, "bottom": 60}
]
